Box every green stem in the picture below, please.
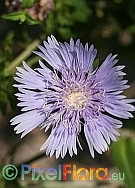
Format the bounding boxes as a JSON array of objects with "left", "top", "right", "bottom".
[
  {"left": 5, "top": 39, "right": 40, "bottom": 75},
  {"left": 27, "top": 56, "right": 41, "bottom": 67}
]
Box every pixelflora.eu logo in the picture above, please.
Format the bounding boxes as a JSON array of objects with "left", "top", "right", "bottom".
[{"left": 2, "top": 164, "right": 125, "bottom": 181}]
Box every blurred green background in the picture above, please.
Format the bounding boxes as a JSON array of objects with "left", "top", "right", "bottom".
[{"left": 0, "top": 0, "right": 135, "bottom": 188}]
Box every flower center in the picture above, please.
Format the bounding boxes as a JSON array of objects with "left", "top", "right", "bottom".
[{"left": 66, "top": 91, "right": 88, "bottom": 109}]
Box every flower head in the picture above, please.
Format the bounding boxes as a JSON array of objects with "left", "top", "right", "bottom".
[{"left": 10, "top": 35, "right": 135, "bottom": 158}]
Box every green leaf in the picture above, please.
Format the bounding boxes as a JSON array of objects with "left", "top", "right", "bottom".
[
  {"left": 1, "top": 11, "right": 24, "bottom": 21},
  {"left": 2, "top": 10, "right": 41, "bottom": 25},
  {"left": 111, "top": 138, "right": 135, "bottom": 188},
  {"left": 1, "top": 8, "right": 41, "bottom": 25},
  {"left": 20, "top": 14, "right": 26, "bottom": 22},
  {"left": 25, "top": 13, "right": 41, "bottom": 25},
  {"left": 93, "top": 59, "right": 99, "bottom": 70},
  {"left": 22, "top": 0, "right": 35, "bottom": 8}
]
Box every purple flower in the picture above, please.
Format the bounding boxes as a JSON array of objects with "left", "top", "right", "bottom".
[{"left": 10, "top": 35, "right": 134, "bottom": 158}]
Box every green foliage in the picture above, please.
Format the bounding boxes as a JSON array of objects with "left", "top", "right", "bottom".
[
  {"left": 1, "top": 0, "right": 90, "bottom": 35},
  {"left": 0, "top": 31, "right": 36, "bottom": 114},
  {"left": 0, "top": 32, "right": 14, "bottom": 114},
  {"left": 111, "top": 138, "right": 135, "bottom": 188},
  {"left": 22, "top": 0, "right": 35, "bottom": 8},
  {"left": 2, "top": 11, "right": 25, "bottom": 21},
  {"left": 49, "top": 0, "right": 91, "bottom": 39},
  {"left": 93, "top": 58, "right": 99, "bottom": 70},
  {"left": 63, "top": 0, "right": 91, "bottom": 22},
  {"left": 25, "top": 12, "right": 41, "bottom": 25},
  {"left": 2, "top": 11, "right": 41, "bottom": 25}
]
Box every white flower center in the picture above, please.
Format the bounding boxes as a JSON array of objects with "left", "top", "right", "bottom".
[{"left": 66, "top": 91, "right": 88, "bottom": 109}]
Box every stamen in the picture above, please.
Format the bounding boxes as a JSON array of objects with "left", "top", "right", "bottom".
[{"left": 65, "top": 90, "right": 88, "bottom": 109}]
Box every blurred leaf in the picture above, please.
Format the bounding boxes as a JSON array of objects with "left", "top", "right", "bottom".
[
  {"left": 47, "top": 0, "right": 91, "bottom": 38},
  {"left": 1, "top": 10, "right": 40, "bottom": 25},
  {"left": 111, "top": 138, "right": 135, "bottom": 188},
  {"left": 22, "top": 0, "right": 35, "bottom": 8},
  {"left": 2, "top": 11, "right": 25, "bottom": 21},
  {"left": 25, "top": 12, "right": 41, "bottom": 25},
  {"left": 0, "top": 31, "right": 14, "bottom": 70},
  {"left": 20, "top": 14, "right": 26, "bottom": 22},
  {"left": 93, "top": 58, "right": 99, "bottom": 70}
]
